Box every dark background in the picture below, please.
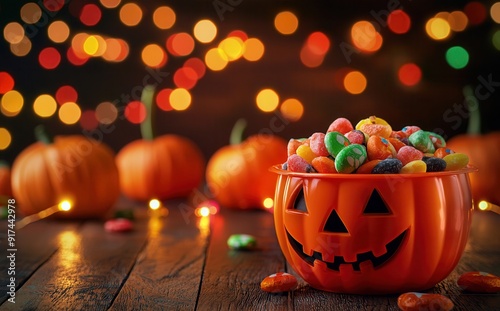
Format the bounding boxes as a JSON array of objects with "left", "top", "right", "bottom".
[{"left": 1, "top": 0, "right": 499, "bottom": 165}]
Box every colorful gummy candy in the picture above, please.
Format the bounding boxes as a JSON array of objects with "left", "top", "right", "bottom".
[
  {"left": 227, "top": 233, "right": 257, "bottom": 250},
  {"left": 283, "top": 116, "right": 470, "bottom": 174},
  {"left": 397, "top": 292, "right": 454, "bottom": 311},
  {"left": 260, "top": 272, "right": 298, "bottom": 293}
]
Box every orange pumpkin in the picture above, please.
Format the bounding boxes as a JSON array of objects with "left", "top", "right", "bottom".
[
  {"left": 271, "top": 166, "right": 475, "bottom": 294},
  {"left": 0, "top": 161, "right": 12, "bottom": 197},
  {"left": 206, "top": 119, "right": 287, "bottom": 210},
  {"left": 116, "top": 86, "right": 205, "bottom": 201},
  {"left": 446, "top": 104, "right": 500, "bottom": 206},
  {"left": 11, "top": 126, "right": 120, "bottom": 218}
]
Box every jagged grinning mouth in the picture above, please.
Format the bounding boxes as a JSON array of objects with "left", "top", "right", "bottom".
[{"left": 285, "top": 229, "right": 408, "bottom": 271}]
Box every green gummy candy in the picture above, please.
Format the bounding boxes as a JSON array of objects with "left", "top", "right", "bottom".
[
  {"left": 334, "top": 144, "right": 367, "bottom": 174},
  {"left": 324, "top": 131, "right": 350, "bottom": 158},
  {"left": 426, "top": 131, "right": 446, "bottom": 148},
  {"left": 227, "top": 234, "right": 257, "bottom": 250},
  {"left": 409, "top": 130, "right": 435, "bottom": 153}
]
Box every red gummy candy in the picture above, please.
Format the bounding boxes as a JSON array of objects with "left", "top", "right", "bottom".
[
  {"left": 287, "top": 154, "right": 314, "bottom": 173},
  {"left": 327, "top": 117, "right": 353, "bottom": 134},
  {"left": 397, "top": 145, "right": 424, "bottom": 166},
  {"left": 309, "top": 132, "right": 329, "bottom": 156},
  {"left": 344, "top": 130, "right": 365, "bottom": 145},
  {"left": 105, "top": 218, "right": 133, "bottom": 232}
]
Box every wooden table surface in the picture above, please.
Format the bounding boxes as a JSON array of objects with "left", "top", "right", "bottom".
[{"left": 1, "top": 198, "right": 499, "bottom": 311}]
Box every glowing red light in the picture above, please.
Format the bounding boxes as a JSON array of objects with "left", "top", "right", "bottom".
[
  {"left": 67, "top": 47, "right": 89, "bottom": 66},
  {"left": 39, "top": 47, "right": 61, "bottom": 69},
  {"left": 79, "top": 110, "right": 98, "bottom": 130},
  {"left": 43, "top": 0, "right": 64, "bottom": 12},
  {"left": 80, "top": 4, "right": 102, "bottom": 26},
  {"left": 184, "top": 57, "right": 206, "bottom": 80},
  {"left": 0, "top": 72, "right": 15, "bottom": 94},
  {"left": 464, "top": 1, "right": 487, "bottom": 25},
  {"left": 387, "top": 9, "right": 411, "bottom": 34},
  {"left": 156, "top": 88, "right": 173, "bottom": 111},
  {"left": 398, "top": 63, "right": 422, "bottom": 86},
  {"left": 125, "top": 100, "right": 146, "bottom": 124},
  {"left": 56, "top": 85, "right": 78, "bottom": 105},
  {"left": 173, "top": 67, "right": 198, "bottom": 89}
]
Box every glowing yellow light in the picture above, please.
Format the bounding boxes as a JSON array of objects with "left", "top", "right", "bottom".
[
  {"left": 0, "top": 128, "right": 12, "bottom": 150},
  {"left": 274, "top": 11, "right": 299, "bottom": 35},
  {"left": 48, "top": 21, "right": 70, "bottom": 43},
  {"left": 153, "top": 6, "right": 176, "bottom": 29},
  {"left": 83, "top": 35, "right": 99, "bottom": 55},
  {"left": 263, "top": 197, "right": 274, "bottom": 209},
  {"left": 425, "top": 17, "right": 451, "bottom": 40},
  {"left": 243, "top": 38, "right": 264, "bottom": 61},
  {"left": 195, "top": 206, "right": 211, "bottom": 217},
  {"left": 344, "top": 71, "right": 367, "bottom": 95},
  {"left": 58, "top": 200, "right": 72, "bottom": 211},
  {"left": 194, "top": 19, "right": 217, "bottom": 43},
  {"left": 149, "top": 199, "right": 161, "bottom": 210},
  {"left": 100, "top": 0, "right": 121, "bottom": 9},
  {"left": 58, "top": 102, "right": 81, "bottom": 125},
  {"left": 280, "top": 98, "right": 304, "bottom": 122},
  {"left": 256, "top": 88, "right": 279, "bottom": 112},
  {"left": 169, "top": 88, "right": 191, "bottom": 110},
  {"left": 205, "top": 48, "right": 228, "bottom": 71},
  {"left": 1, "top": 90, "right": 23, "bottom": 117},
  {"left": 219, "top": 37, "right": 244, "bottom": 61},
  {"left": 33, "top": 94, "right": 57, "bottom": 117},
  {"left": 478, "top": 201, "right": 488, "bottom": 210}
]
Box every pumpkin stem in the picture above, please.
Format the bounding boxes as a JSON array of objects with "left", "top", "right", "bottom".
[
  {"left": 230, "top": 118, "right": 247, "bottom": 145},
  {"left": 140, "top": 85, "right": 156, "bottom": 141},
  {"left": 463, "top": 85, "right": 481, "bottom": 135},
  {"left": 34, "top": 124, "right": 54, "bottom": 145}
]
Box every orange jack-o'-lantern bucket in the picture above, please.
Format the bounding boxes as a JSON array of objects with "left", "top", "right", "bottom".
[{"left": 270, "top": 166, "right": 476, "bottom": 294}]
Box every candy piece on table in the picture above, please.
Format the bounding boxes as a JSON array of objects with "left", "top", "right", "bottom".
[
  {"left": 397, "top": 145, "right": 424, "bottom": 166},
  {"left": 355, "top": 159, "right": 381, "bottom": 174},
  {"left": 422, "top": 156, "right": 446, "bottom": 172},
  {"left": 387, "top": 137, "right": 406, "bottom": 152},
  {"left": 287, "top": 138, "right": 304, "bottom": 156},
  {"left": 287, "top": 154, "right": 315, "bottom": 173},
  {"left": 443, "top": 153, "right": 469, "bottom": 171},
  {"left": 227, "top": 233, "right": 257, "bottom": 250},
  {"left": 104, "top": 218, "right": 133, "bottom": 233},
  {"left": 260, "top": 272, "right": 298, "bottom": 293},
  {"left": 324, "top": 131, "right": 350, "bottom": 157},
  {"left": 327, "top": 117, "right": 353, "bottom": 134},
  {"left": 401, "top": 125, "right": 421, "bottom": 136},
  {"left": 367, "top": 135, "right": 397, "bottom": 160},
  {"left": 434, "top": 147, "right": 455, "bottom": 158},
  {"left": 408, "top": 130, "right": 435, "bottom": 153},
  {"left": 397, "top": 292, "right": 454, "bottom": 311},
  {"left": 427, "top": 131, "right": 446, "bottom": 149},
  {"left": 400, "top": 160, "right": 427, "bottom": 174},
  {"left": 344, "top": 130, "right": 367, "bottom": 145},
  {"left": 309, "top": 132, "right": 329, "bottom": 156},
  {"left": 457, "top": 271, "right": 500, "bottom": 293},
  {"left": 372, "top": 158, "right": 403, "bottom": 174},
  {"left": 312, "top": 156, "right": 337, "bottom": 173},
  {"left": 296, "top": 144, "right": 316, "bottom": 163},
  {"left": 334, "top": 144, "right": 367, "bottom": 174}
]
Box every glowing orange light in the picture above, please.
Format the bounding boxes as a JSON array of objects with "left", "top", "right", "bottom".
[
  {"left": 280, "top": 98, "right": 304, "bottom": 122},
  {"left": 398, "top": 63, "right": 422, "bottom": 86},
  {"left": 21, "top": 3, "right": 42, "bottom": 24},
  {"left": 274, "top": 11, "right": 299, "bottom": 35},
  {"left": 256, "top": 89, "right": 279, "bottom": 112},
  {"left": 1, "top": 90, "right": 23, "bottom": 117},
  {"left": 205, "top": 48, "right": 228, "bottom": 71},
  {"left": 153, "top": 6, "right": 176, "bottom": 29},
  {"left": 10, "top": 36, "right": 32, "bottom": 57},
  {"left": 448, "top": 11, "right": 468, "bottom": 31},
  {"left": 119, "top": 3, "right": 142, "bottom": 26},
  {"left": 166, "top": 33, "right": 195, "bottom": 56},
  {"left": 58, "top": 102, "right": 81, "bottom": 125},
  {"left": 169, "top": 88, "right": 191, "bottom": 111},
  {"left": 48, "top": 21, "right": 70, "bottom": 43},
  {"left": 156, "top": 88, "right": 173, "bottom": 111},
  {"left": 0, "top": 128, "right": 11, "bottom": 150},
  {"left": 4, "top": 22, "right": 25, "bottom": 44},
  {"left": 141, "top": 44, "right": 167, "bottom": 68},
  {"left": 242, "top": 38, "right": 264, "bottom": 62},
  {"left": 344, "top": 71, "right": 367, "bottom": 94},
  {"left": 351, "top": 21, "right": 383, "bottom": 52},
  {"left": 33, "top": 94, "right": 57, "bottom": 117},
  {"left": 306, "top": 31, "right": 330, "bottom": 55}
]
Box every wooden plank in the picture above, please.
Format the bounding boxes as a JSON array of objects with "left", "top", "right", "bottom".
[
  {"left": 109, "top": 204, "right": 209, "bottom": 311},
  {"left": 0, "top": 217, "right": 149, "bottom": 311},
  {"left": 0, "top": 219, "right": 80, "bottom": 305},
  {"left": 196, "top": 209, "right": 290, "bottom": 311}
]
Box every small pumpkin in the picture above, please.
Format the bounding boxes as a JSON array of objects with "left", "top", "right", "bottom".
[
  {"left": 116, "top": 86, "right": 205, "bottom": 201},
  {"left": 206, "top": 119, "right": 287, "bottom": 210},
  {"left": 0, "top": 161, "right": 12, "bottom": 197},
  {"left": 446, "top": 97, "right": 500, "bottom": 206},
  {"left": 11, "top": 126, "right": 120, "bottom": 218}
]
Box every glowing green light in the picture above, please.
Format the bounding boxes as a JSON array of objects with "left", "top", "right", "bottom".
[
  {"left": 492, "top": 30, "right": 500, "bottom": 51},
  {"left": 445, "top": 46, "right": 469, "bottom": 69}
]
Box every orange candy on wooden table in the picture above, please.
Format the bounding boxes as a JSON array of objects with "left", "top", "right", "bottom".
[
  {"left": 260, "top": 272, "right": 298, "bottom": 293},
  {"left": 397, "top": 292, "right": 454, "bottom": 311}
]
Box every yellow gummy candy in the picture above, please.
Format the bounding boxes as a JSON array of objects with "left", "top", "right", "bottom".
[
  {"left": 296, "top": 144, "right": 316, "bottom": 164},
  {"left": 400, "top": 160, "right": 427, "bottom": 174},
  {"left": 443, "top": 153, "right": 469, "bottom": 171}
]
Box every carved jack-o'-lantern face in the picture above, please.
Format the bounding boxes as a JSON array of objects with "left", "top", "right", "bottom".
[{"left": 271, "top": 167, "right": 475, "bottom": 294}]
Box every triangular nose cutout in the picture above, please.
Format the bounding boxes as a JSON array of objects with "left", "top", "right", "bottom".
[{"left": 323, "top": 209, "right": 348, "bottom": 233}]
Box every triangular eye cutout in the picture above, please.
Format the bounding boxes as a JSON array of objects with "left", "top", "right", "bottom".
[
  {"left": 323, "top": 210, "right": 348, "bottom": 233},
  {"left": 291, "top": 187, "right": 308, "bottom": 213},
  {"left": 363, "top": 189, "right": 391, "bottom": 214}
]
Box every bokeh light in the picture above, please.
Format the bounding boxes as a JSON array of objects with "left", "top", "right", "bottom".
[
  {"left": 153, "top": 6, "right": 176, "bottom": 30},
  {"left": 448, "top": 11, "right": 468, "bottom": 31},
  {"left": 141, "top": 44, "right": 167, "bottom": 68},
  {"left": 194, "top": 19, "right": 217, "bottom": 43},
  {"left": 242, "top": 38, "right": 264, "bottom": 61},
  {"left": 344, "top": 71, "right": 367, "bottom": 94},
  {"left": 256, "top": 89, "right": 279, "bottom": 112},
  {"left": 124, "top": 101, "right": 146, "bottom": 124},
  {"left": 156, "top": 88, "right": 173, "bottom": 111},
  {"left": 280, "top": 98, "right": 304, "bottom": 122},
  {"left": 95, "top": 101, "right": 118, "bottom": 124},
  {"left": 48, "top": 21, "right": 70, "bottom": 43},
  {"left": 80, "top": 4, "right": 102, "bottom": 26},
  {"left": 205, "top": 48, "right": 228, "bottom": 71},
  {"left": 1, "top": 90, "right": 23, "bottom": 117},
  {"left": 4, "top": 22, "right": 24, "bottom": 44},
  {"left": 56, "top": 85, "right": 78, "bottom": 105},
  {"left": 387, "top": 9, "right": 411, "bottom": 34},
  {"left": 10, "top": 36, "right": 32, "bottom": 57},
  {"left": 39, "top": 47, "right": 61, "bottom": 69},
  {"left": 21, "top": 3, "right": 42, "bottom": 24},
  {"left": 274, "top": 11, "right": 299, "bottom": 35},
  {"left": 119, "top": 3, "right": 142, "bottom": 26},
  {"left": 43, "top": 0, "right": 64, "bottom": 12},
  {"left": 184, "top": 57, "right": 206, "bottom": 79},
  {"left": 306, "top": 31, "right": 330, "bottom": 55},
  {"left": 219, "top": 37, "right": 245, "bottom": 61},
  {"left": 58, "top": 102, "right": 81, "bottom": 124},
  {"left": 398, "top": 63, "right": 422, "bottom": 86},
  {"left": 170, "top": 88, "right": 191, "bottom": 111},
  {"left": 79, "top": 110, "right": 99, "bottom": 130},
  {"left": 351, "top": 21, "right": 382, "bottom": 52},
  {"left": 173, "top": 67, "right": 198, "bottom": 89},
  {"left": 33, "top": 94, "right": 57, "bottom": 117},
  {"left": 464, "top": 1, "right": 487, "bottom": 25},
  {"left": 166, "top": 33, "right": 195, "bottom": 56},
  {"left": 0, "top": 72, "right": 15, "bottom": 94},
  {"left": 67, "top": 47, "right": 89, "bottom": 66},
  {"left": 0, "top": 128, "right": 11, "bottom": 150},
  {"left": 228, "top": 30, "right": 248, "bottom": 41},
  {"left": 492, "top": 29, "right": 500, "bottom": 50},
  {"left": 425, "top": 17, "right": 451, "bottom": 40},
  {"left": 445, "top": 46, "right": 469, "bottom": 69},
  {"left": 491, "top": 3, "right": 500, "bottom": 23},
  {"left": 100, "top": 0, "right": 121, "bottom": 9}
]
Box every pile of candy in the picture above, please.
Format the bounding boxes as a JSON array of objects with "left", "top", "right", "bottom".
[{"left": 284, "top": 116, "right": 470, "bottom": 174}]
